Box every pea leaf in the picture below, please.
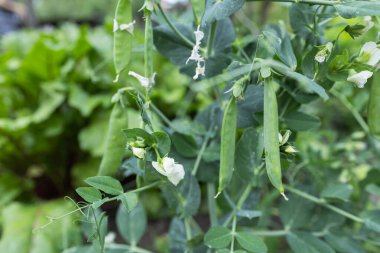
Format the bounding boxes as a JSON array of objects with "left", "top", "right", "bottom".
[
  {"left": 284, "top": 111, "right": 321, "bottom": 131},
  {"left": 280, "top": 195, "right": 314, "bottom": 229},
  {"left": 204, "top": 227, "right": 232, "bottom": 249},
  {"left": 325, "top": 233, "right": 364, "bottom": 253},
  {"left": 336, "top": 1, "right": 380, "bottom": 19},
  {"left": 286, "top": 232, "right": 335, "bottom": 253},
  {"left": 320, "top": 184, "right": 353, "bottom": 202},
  {"left": 84, "top": 176, "right": 123, "bottom": 195},
  {"left": 116, "top": 203, "right": 147, "bottom": 246},
  {"left": 362, "top": 210, "right": 380, "bottom": 233},
  {"left": 235, "top": 127, "right": 264, "bottom": 182},
  {"left": 235, "top": 232, "right": 267, "bottom": 253},
  {"left": 75, "top": 187, "right": 102, "bottom": 203},
  {"left": 117, "top": 192, "right": 138, "bottom": 212},
  {"left": 123, "top": 128, "right": 156, "bottom": 146},
  {"left": 263, "top": 24, "right": 297, "bottom": 70},
  {"left": 171, "top": 132, "right": 199, "bottom": 158},
  {"left": 202, "top": 0, "right": 245, "bottom": 24},
  {"left": 154, "top": 131, "right": 171, "bottom": 156}
]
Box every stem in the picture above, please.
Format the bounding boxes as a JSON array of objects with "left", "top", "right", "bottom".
[
  {"left": 207, "top": 183, "right": 218, "bottom": 227},
  {"left": 192, "top": 127, "right": 213, "bottom": 175},
  {"left": 185, "top": 218, "right": 193, "bottom": 253},
  {"left": 92, "top": 207, "right": 105, "bottom": 253},
  {"left": 284, "top": 185, "right": 365, "bottom": 223},
  {"left": 330, "top": 89, "right": 370, "bottom": 133},
  {"left": 230, "top": 216, "right": 237, "bottom": 252},
  {"left": 106, "top": 244, "right": 154, "bottom": 253},
  {"left": 207, "top": 21, "right": 217, "bottom": 58},
  {"left": 223, "top": 185, "right": 252, "bottom": 226},
  {"left": 157, "top": 4, "right": 194, "bottom": 48},
  {"left": 248, "top": 0, "right": 341, "bottom": 5},
  {"left": 251, "top": 230, "right": 289, "bottom": 237}
]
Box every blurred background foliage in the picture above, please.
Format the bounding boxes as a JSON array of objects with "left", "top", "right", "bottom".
[{"left": 0, "top": 0, "right": 379, "bottom": 252}]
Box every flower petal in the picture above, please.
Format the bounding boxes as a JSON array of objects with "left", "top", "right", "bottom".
[
  {"left": 347, "top": 70, "right": 373, "bottom": 88},
  {"left": 167, "top": 164, "right": 185, "bottom": 186},
  {"left": 152, "top": 161, "right": 167, "bottom": 176}
]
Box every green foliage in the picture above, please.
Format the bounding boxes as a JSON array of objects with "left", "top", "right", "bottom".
[{"left": 2, "top": 0, "right": 380, "bottom": 253}]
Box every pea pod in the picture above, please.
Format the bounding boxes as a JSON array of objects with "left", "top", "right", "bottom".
[
  {"left": 113, "top": 0, "right": 133, "bottom": 77},
  {"left": 368, "top": 73, "right": 380, "bottom": 139},
  {"left": 98, "top": 103, "right": 128, "bottom": 176},
  {"left": 264, "top": 78, "right": 284, "bottom": 194},
  {"left": 144, "top": 7, "right": 154, "bottom": 77},
  {"left": 217, "top": 97, "right": 238, "bottom": 195}
]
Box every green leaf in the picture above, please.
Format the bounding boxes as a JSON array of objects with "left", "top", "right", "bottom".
[
  {"left": 154, "top": 131, "right": 171, "bottom": 156},
  {"left": 117, "top": 192, "right": 138, "bottom": 212},
  {"left": 202, "top": 0, "right": 245, "bottom": 24},
  {"left": 366, "top": 183, "right": 380, "bottom": 196},
  {"left": 237, "top": 85, "right": 264, "bottom": 128},
  {"left": 235, "top": 232, "right": 267, "bottom": 253},
  {"left": 190, "top": 0, "right": 205, "bottom": 25},
  {"left": 116, "top": 203, "right": 147, "bottom": 246},
  {"left": 280, "top": 195, "right": 314, "bottom": 229},
  {"left": 284, "top": 111, "right": 321, "bottom": 131},
  {"left": 263, "top": 24, "right": 297, "bottom": 70},
  {"left": 84, "top": 176, "right": 123, "bottom": 195},
  {"left": 123, "top": 128, "right": 156, "bottom": 146},
  {"left": 286, "top": 232, "right": 335, "bottom": 253},
  {"left": 320, "top": 184, "right": 353, "bottom": 202},
  {"left": 75, "top": 187, "right": 102, "bottom": 203},
  {"left": 362, "top": 210, "right": 380, "bottom": 233},
  {"left": 325, "top": 233, "right": 364, "bottom": 253},
  {"left": 171, "top": 132, "right": 198, "bottom": 158},
  {"left": 235, "top": 127, "right": 264, "bottom": 183},
  {"left": 336, "top": 1, "right": 380, "bottom": 19},
  {"left": 0, "top": 201, "right": 81, "bottom": 253},
  {"left": 204, "top": 227, "right": 232, "bottom": 249}
]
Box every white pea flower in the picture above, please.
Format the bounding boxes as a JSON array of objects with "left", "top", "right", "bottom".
[
  {"left": 347, "top": 70, "right": 373, "bottom": 88},
  {"left": 128, "top": 71, "right": 156, "bottom": 88},
  {"left": 120, "top": 20, "right": 136, "bottom": 34},
  {"left": 358, "top": 42, "right": 380, "bottom": 67},
  {"left": 152, "top": 157, "right": 185, "bottom": 186},
  {"left": 315, "top": 42, "right": 333, "bottom": 63},
  {"left": 193, "top": 61, "right": 205, "bottom": 80},
  {"left": 186, "top": 26, "right": 205, "bottom": 80},
  {"left": 113, "top": 20, "right": 136, "bottom": 34},
  {"left": 284, "top": 145, "right": 298, "bottom": 154},
  {"left": 132, "top": 147, "right": 146, "bottom": 159},
  {"left": 105, "top": 232, "right": 116, "bottom": 244},
  {"left": 363, "top": 16, "right": 374, "bottom": 33}
]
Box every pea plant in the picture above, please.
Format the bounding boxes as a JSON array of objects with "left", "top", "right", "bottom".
[{"left": 59, "top": 0, "right": 380, "bottom": 252}]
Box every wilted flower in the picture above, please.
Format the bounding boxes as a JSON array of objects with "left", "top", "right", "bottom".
[
  {"left": 132, "top": 147, "right": 146, "bottom": 159},
  {"left": 315, "top": 42, "right": 333, "bottom": 63},
  {"left": 128, "top": 71, "right": 156, "bottom": 88},
  {"left": 187, "top": 26, "right": 205, "bottom": 80},
  {"left": 347, "top": 70, "right": 373, "bottom": 88},
  {"left": 113, "top": 19, "right": 136, "bottom": 34},
  {"left": 152, "top": 157, "right": 185, "bottom": 186},
  {"left": 358, "top": 42, "right": 380, "bottom": 67}
]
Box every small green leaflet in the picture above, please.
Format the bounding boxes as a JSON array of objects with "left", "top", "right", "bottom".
[
  {"left": 320, "top": 184, "right": 353, "bottom": 202},
  {"left": 284, "top": 111, "right": 321, "bottom": 131},
  {"left": 235, "top": 232, "right": 267, "bottom": 253},
  {"left": 75, "top": 187, "right": 102, "bottom": 203},
  {"left": 84, "top": 176, "right": 123, "bottom": 195},
  {"left": 117, "top": 192, "right": 138, "bottom": 212},
  {"left": 286, "top": 232, "right": 335, "bottom": 253},
  {"left": 204, "top": 227, "right": 232, "bottom": 249},
  {"left": 336, "top": 1, "right": 380, "bottom": 19}
]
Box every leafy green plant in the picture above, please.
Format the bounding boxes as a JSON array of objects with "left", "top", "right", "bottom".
[{"left": 2, "top": 0, "right": 380, "bottom": 253}]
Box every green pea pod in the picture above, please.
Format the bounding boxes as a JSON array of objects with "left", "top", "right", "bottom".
[
  {"left": 144, "top": 8, "right": 154, "bottom": 77},
  {"left": 113, "top": 0, "right": 133, "bottom": 77},
  {"left": 217, "top": 97, "right": 238, "bottom": 195},
  {"left": 98, "top": 103, "right": 128, "bottom": 176},
  {"left": 368, "top": 73, "right": 380, "bottom": 139},
  {"left": 264, "top": 78, "right": 284, "bottom": 194}
]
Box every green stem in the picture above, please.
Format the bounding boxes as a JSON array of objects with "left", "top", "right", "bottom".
[
  {"left": 251, "top": 230, "right": 289, "bottom": 237},
  {"left": 248, "top": 0, "right": 341, "bottom": 5},
  {"left": 230, "top": 216, "right": 237, "bottom": 252},
  {"left": 191, "top": 127, "right": 213, "bottom": 176},
  {"left": 185, "top": 218, "right": 193, "bottom": 253},
  {"left": 284, "top": 185, "right": 365, "bottom": 223},
  {"left": 330, "top": 89, "right": 370, "bottom": 133},
  {"left": 207, "top": 183, "right": 218, "bottom": 227},
  {"left": 157, "top": 4, "right": 194, "bottom": 48},
  {"left": 207, "top": 21, "right": 217, "bottom": 58},
  {"left": 106, "top": 244, "right": 154, "bottom": 253},
  {"left": 223, "top": 185, "right": 252, "bottom": 226}
]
